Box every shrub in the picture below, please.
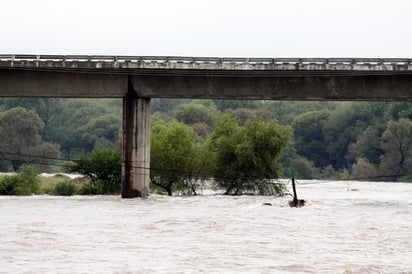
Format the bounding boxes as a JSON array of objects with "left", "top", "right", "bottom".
[
  {"left": 0, "top": 165, "right": 40, "bottom": 195},
  {"left": 70, "top": 149, "right": 121, "bottom": 194},
  {"left": 17, "top": 165, "right": 40, "bottom": 194},
  {"left": 54, "top": 181, "right": 76, "bottom": 196},
  {"left": 78, "top": 180, "right": 101, "bottom": 195},
  {"left": 0, "top": 175, "right": 24, "bottom": 195}
]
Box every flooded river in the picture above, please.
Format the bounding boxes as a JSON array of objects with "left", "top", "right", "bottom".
[{"left": 0, "top": 181, "right": 411, "bottom": 273}]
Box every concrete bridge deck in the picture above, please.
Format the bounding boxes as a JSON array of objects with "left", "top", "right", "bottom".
[{"left": 1, "top": 55, "right": 412, "bottom": 100}]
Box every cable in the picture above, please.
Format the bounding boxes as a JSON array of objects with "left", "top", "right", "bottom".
[
  {"left": 1, "top": 151, "right": 73, "bottom": 162},
  {"left": 0, "top": 157, "right": 70, "bottom": 168}
]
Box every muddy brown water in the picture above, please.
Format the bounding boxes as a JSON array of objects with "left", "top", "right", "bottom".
[{"left": 0, "top": 181, "right": 411, "bottom": 273}]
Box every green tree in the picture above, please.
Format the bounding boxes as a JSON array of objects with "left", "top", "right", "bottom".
[
  {"left": 292, "top": 110, "right": 330, "bottom": 168},
  {"left": 150, "top": 120, "right": 204, "bottom": 195},
  {"left": 347, "top": 125, "right": 385, "bottom": 165},
  {"left": 48, "top": 99, "right": 121, "bottom": 158},
  {"left": 174, "top": 103, "right": 219, "bottom": 137},
  {"left": 351, "top": 158, "right": 379, "bottom": 180},
  {"left": 76, "top": 114, "right": 121, "bottom": 152},
  {"left": 264, "top": 101, "right": 338, "bottom": 125},
  {"left": 151, "top": 98, "right": 188, "bottom": 116},
  {"left": 379, "top": 119, "right": 412, "bottom": 181},
  {"left": 213, "top": 100, "right": 261, "bottom": 112},
  {"left": 70, "top": 149, "right": 121, "bottom": 194},
  {"left": 227, "top": 108, "right": 273, "bottom": 126},
  {"left": 322, "top": 103, "right": 378, "bottom": 169},
  {"left": 174, "top": 103, "right": 218, "bottom": 127},
  {"left": 288, "top": 156, "right": 320, "bottom": 179},
  {"left": 0, "top": 107, "right": 60, "bottom": 171},
  {"left": 208, "top": 115, "right": 292, "bottom": 195},
  {"left": 0, "top": 98, "right": 63, "bottom": 141},
  {"left": 384, "top": 102, "right": 412, "bottom": 120},
  {"left": 176, "top": 144, "right": 215, "bottom": 195}
]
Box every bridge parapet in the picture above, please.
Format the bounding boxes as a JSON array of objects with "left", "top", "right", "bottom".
[{"left": 1, "top": 55, "right": 412, "bottom": 75}]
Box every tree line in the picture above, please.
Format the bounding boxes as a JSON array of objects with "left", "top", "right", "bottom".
[{"left": 0, "top": 98, "right": 411, "bottom": 191}]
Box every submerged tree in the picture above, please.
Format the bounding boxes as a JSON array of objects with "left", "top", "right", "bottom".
[
  {"left": 208, "top": 115, "right": 292, "bottom": 195},
  {"left": 150, "top": 120, "right": 213, "bottom": 195}
]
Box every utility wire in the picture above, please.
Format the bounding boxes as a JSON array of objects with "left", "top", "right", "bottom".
[{"left": 1, "top": 151, "right": 73, "bottom": 162}]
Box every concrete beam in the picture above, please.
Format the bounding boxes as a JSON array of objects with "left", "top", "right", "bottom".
[
  {"left": 130, "top": 74, "right": 412, "bottom": 101},
  {"left": 1, "top": 68, "right": 412, "bottom": 101},
  {"left": 0, "top": 70, "right": 127, "bottom": 97}
]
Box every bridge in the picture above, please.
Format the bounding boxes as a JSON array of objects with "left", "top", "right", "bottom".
[{"left": 1, "top": 54, "right": 412, "bottom": 198}]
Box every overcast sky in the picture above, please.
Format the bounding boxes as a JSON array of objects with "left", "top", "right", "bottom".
[{"left": 1, "top": 0, "right": 411, "bottom": 58}]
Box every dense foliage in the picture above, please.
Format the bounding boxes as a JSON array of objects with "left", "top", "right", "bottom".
[
  {"left": 207, "top": 116, "right": 291, "bottom": 194},
  {"left": 150, "top": 120, "right": 214, "bottom": 195},
  {"left": 70, "top": 149, "right": 121, "bottom": 194},
  {"left": 0, "top": 107, "right": 60, "bottom": 171},
  {"left": 0, "top": 98, "right": 411, "bottom": 190}
]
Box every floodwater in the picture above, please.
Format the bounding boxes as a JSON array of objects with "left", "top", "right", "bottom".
[{"left": 0, "top": 181, "right": 411, "bottom": 274}]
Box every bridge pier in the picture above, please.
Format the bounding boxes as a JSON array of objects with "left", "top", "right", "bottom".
[{"left": 121, "top": 95, "right": 151, "bottom": 198}]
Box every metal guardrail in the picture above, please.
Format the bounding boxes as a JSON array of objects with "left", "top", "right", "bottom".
[{"left": 0, "top": 54, "right": 411, "bottom": 65}]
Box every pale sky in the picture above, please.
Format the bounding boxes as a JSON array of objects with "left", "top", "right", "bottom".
[{"left": 1, "top": 0, "right": 411, "bottom": 58}]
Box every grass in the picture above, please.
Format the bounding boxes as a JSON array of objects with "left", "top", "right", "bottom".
[
  {"left": 37, "top": 176, "right": 83, "bottom": 195},
  {"left": 38, "top": 176, "right": 71, "bottom": 194},
  {"left": 1, "top": 173, "right": 122, "bottom": 196}
]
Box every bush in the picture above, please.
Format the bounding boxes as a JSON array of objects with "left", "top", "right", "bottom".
[
  {"left": 70, "top": 149, "right": 121, "bottom": 194},
  {"left": 78, "top": 180, "right": 102, "bottom": 195},
  {"left": 0, "top": 175, "right": 24, "bottom": 195},
  {"left": 54, "top": 181, "right": 76, "bottom": 196},
  {"left": 0, "top": 165, "right": 40, "bottom": 195},
  {"left": 17, "top": 165, "right": 40, "bottom": 194}
]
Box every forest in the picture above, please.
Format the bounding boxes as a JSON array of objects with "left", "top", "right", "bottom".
[{"left": 0, "top": 98, "right": 411, "bottom": 188}]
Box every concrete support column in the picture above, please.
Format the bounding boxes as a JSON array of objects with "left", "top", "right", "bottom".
[{"left": 122, "top": 96, "right": 151, "bottom": 198}]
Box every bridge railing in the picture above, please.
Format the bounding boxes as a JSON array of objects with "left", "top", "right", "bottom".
[{"left": 0, "top": 54, "right": 411, "bottom": 65}]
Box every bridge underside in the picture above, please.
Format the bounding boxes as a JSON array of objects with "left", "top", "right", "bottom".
[
  {"left": 1, "top": 66, "right": 412, "bottom": 198},
  {"left": 1, "top": 69, "right": 412, "bottom": 101},
  {"left": 130, "top": 74, "right": 412, "bottom": 101}
]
